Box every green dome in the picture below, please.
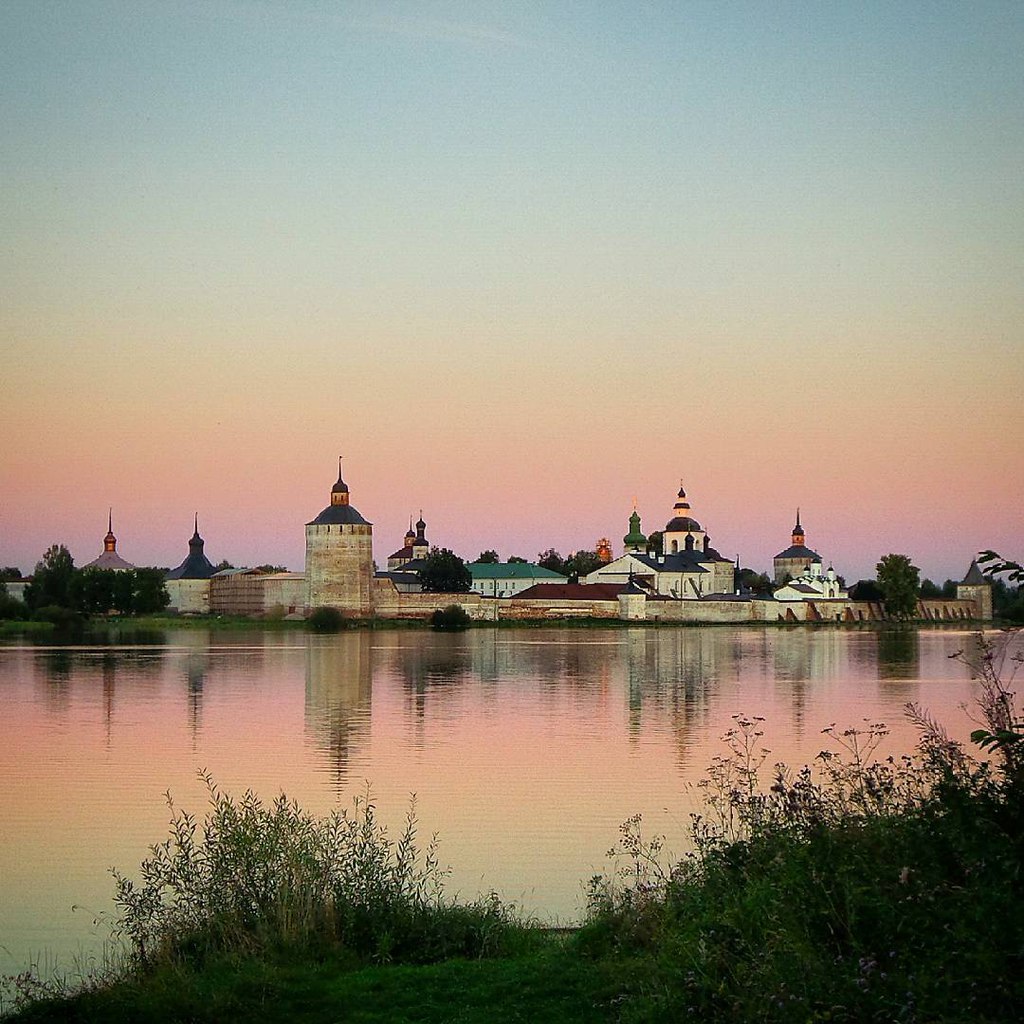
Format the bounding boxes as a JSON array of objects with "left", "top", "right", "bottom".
[{"left": 623, "top": 509, "right": 647, "bottom": 549}]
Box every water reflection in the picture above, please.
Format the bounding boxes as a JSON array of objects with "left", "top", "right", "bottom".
[
  {"left": 877, "top": 629, "right": 921, "bottom": 681},
  {"left": 2, "top": 623, "right": 1010, "bottom": 985},
  {"left": 305, "top": 633, "right": 373, "bottom": 789}
]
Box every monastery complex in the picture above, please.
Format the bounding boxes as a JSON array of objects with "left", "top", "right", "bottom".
[{"left": 144, "top": 461, "right": 991, "bottom": 625}]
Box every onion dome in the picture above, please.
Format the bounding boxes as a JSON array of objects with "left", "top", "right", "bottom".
[{"left": 623, "top": 509, "right": 647, "bottom": 550}]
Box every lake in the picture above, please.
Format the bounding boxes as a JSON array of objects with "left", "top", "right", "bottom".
[{"left": 0, "top": 623, "right": 1007, "bottom": 983}]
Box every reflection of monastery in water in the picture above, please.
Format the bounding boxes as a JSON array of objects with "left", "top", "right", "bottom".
[
  {"left": 82, "top": 458, "right": 989, "bottom": 626},
  {"left": 304, "top": 633, "right": 373, "bottom": 789}
]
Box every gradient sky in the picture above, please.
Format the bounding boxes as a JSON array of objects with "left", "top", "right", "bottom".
[{"left": 2, "top": 0, "right": 1021, "bottom": 583}]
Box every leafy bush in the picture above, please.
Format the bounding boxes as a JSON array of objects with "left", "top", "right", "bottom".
[
  {"left": 111, "top": 777, "right": 524, "bottom": 970},
  {"left": 0, "top": 588, "right": 28, "bottom": 620},
  {"left": 581, "top": 634, "right": 1024, "bottom": 1022},
  {"left": 31, "top": 605, "right": 84, "bottom": 628},
  {"left": 307, "top": 606, "right": 345, "bottom": 632},
  {"left": 430, "top": 604, "right": 471, "bottom": 631}
]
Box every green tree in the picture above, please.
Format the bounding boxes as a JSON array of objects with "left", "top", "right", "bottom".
[
  {"left": 25, "top": 544, "right": 76, "bottom": 610},
  {"left": 419, "top": 548, "right": 472, "bottom": 593},
  {"left": 475, "top": 550, "right": 499, "bottom": 564},
  {"left": 850, "top": 579, "right": 884, "bottom": 602},
  {"left": 919, "top": 578, "right": 942, "bottom": 599},
  {"left": 0, "top": 566, "right": 22, "bottom": 582},
  {"left": 69, "top": 567, "right": 119, "bottom": 614},
  {"left": 537, "top": 549, "right": 567, "bottom": 575},
  {"left": 737, "top": 568, "right": 774, "bottom": 595},
  {"left": 647, "top": 531, "right": 664, "bottom": 557},
  {"left": 131, "top": 568, "right": 171, "bottom": 614},
  {"left": 507, "top": 555, "right": 528, "bottom": 564},
  {"left": 253, "top": 564, "right": 289, "bottom": 574},
  {"left": 0, "top": 585, "right": 28, "bottom": 620},
  {"left": 564, "top": 550, "right": 603, "bottom": 580},
  {"left": 876, "top": 553, "right": 920, "bottom": 619},
  {"left": 215, "top": 559, "right": 235, "bottom": 571}
]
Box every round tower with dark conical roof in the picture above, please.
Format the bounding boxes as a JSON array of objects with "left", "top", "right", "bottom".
[
  {"left": 773, "top": 509, "right": 823, "bottom": 583},
  {"left": 305, "top": 458, "right": 374, "bottom": 616}
]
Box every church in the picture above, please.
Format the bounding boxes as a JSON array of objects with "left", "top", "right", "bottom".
[{"left": 584, "top": 483, "right": 735, "bottom": 598}]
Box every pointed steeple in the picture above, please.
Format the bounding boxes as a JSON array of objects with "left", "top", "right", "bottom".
[
  {"left": 792, "top": 509, "right": 805, "bottom": 547},
  {"left": 104, "top": 508, "right": 117, "bottom": 552},
  {"left": 331, "top": 456, "right": 350, "bottom": 506},
  {"left": 167, "top": 514, "right": 216, "bottom": 579}
]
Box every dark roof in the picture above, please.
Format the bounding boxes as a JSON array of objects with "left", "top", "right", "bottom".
[
  {"left": 84, "top": 550, "right": 135, "bottom": 570},
  {"left": 307, "top": 504, "right": 371, "bottom": 526},
  {"left": 375, "top": 571, "right": 422, "bottom": 585},
  {"left": 961, "top": 560, "right": 988, "bottom": 585},
  {"left": 774, "top": 544, "right": 821, "bottom": 561},
  {"left": 166, "top": 551, "right": 217, "bottom": 580},
  {"left": 388, "top": 547, "right": 413, "bottom": 560},
  {"left": 512, "top": 583, "right": 626, "bottom": 601},
  {"left": 664, "top": 516, "right": 702, "bottom": 533}
]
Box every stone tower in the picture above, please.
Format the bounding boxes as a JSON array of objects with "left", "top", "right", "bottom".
[
  {"left": 305, "top": 459, "right": 374, "bottom": 616},
  {"left": 773, "top": 510, "right": 822, "bottom": 583},
  {"left": 956, "top": 560, "right": 993, "bottom": 620}
]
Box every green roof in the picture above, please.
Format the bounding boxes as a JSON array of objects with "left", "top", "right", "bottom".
[{"left": 468, "top": 562, "right": 568, "bottom": 581}]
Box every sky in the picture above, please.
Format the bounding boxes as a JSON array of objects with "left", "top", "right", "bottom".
[{"left": 2, "top": 0, "right": 1021, "bottom": 584}]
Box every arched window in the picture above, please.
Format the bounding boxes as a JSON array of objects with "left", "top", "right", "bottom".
[
  {"left": 685, "top": 535, "right": 694, "bottom": 551},
  {"left": 671, "top": 540, "right": 679, "bottom": 554}
]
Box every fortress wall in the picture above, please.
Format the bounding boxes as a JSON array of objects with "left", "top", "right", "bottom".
[
  {"left": 919, "top": 597, "right": 984, "bottom": 620},
  {"left": 371, "top": 578, "right": 494, "bottom": 620},
  {"left": 495, "top": 598, "right": 620, "bottom": 620},
  {"left": 164, "top": 578, "right": 210, "bottom": 614}
]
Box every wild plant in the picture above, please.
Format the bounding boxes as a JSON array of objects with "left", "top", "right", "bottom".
[
  {"left": 110, "top": 773, "right": 521, "bottom": 970},
  {"left": 583, "top": 630, "right": 1024, "bottom": 1022}
]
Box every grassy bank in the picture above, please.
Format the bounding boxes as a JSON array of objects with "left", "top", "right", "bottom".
[{"left": 6, "top": 640, "right": 1022, "bottom": 1023}]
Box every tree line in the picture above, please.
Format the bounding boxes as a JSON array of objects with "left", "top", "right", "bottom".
[{"left": 0, "top": 544, "right": 169, "bottom": 621}]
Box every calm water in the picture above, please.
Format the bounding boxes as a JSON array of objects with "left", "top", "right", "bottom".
[{"left": 0, "top": 624, "right": 1007, "bottom": 980}]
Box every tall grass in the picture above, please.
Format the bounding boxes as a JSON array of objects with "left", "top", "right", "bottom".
[
  {"left": 581, "top": 632, "right": 1024, "bottom": 1022},
  {"left": 111, "top": 774, "right": 526, "bottom": 971}
]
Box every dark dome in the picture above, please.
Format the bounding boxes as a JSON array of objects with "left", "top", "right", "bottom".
[
  {"left": 307, "top": 504, "right": 371, "bottom": 526},
  {"left": 665, "top": 515, "right": 702, "bottom": 533}
]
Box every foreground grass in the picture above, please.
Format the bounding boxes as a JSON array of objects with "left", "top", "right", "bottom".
[{"left": 10, "top": 943, "right": 640, "bottom": 1024}]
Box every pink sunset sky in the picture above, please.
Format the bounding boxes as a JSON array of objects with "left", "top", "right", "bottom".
[{"left": 2, "top": 2, "right": 1021, "bottom": 584}]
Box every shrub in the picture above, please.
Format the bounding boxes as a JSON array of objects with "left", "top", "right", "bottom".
[
  {"left": 431, "top": 604, "right": 471, "bottom": 631},
  {"left": 582, "top": 638, "right": 1024, "bottom": 1022},
  {"left": 110, "top": 777, "right": 524, "bottom": 969},
  {"left": 31, "top": 604, "right": 84, "bottom": 628},
  {"left": 307, "top": 606, "right": 344, "bottom": 632}
]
